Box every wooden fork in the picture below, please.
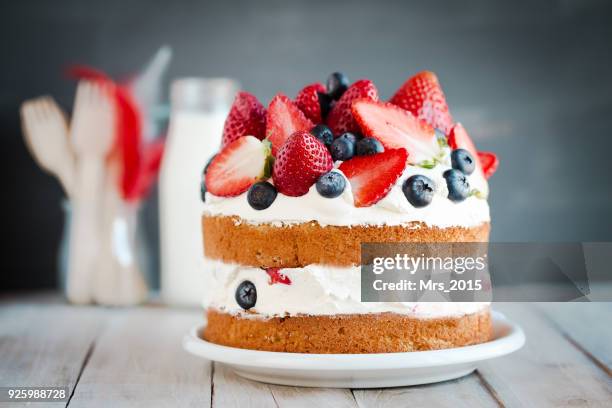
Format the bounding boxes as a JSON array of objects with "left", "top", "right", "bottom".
[
  {"left": 66, "top": 81, "right": 115, "bottom": 304},
  {"left": 20, "top": 96, "right": 75, "bottom": 196}
]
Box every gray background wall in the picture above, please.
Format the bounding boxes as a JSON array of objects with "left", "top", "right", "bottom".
[{"left": 2, "top": 0, "right": 611, "bottom": 289}]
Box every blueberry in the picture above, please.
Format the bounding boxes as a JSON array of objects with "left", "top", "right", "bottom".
[
  {"left": 317, "top": 92, "right": 333, "bottom": 119},
  {"left": 402, "top": 175, "right": 435, "bottom": 208},
  {"left": 235, "top": 280, "right": 257, "bottom": 310},
  {"left": 247, "top": 181, "right": 277, "bottom": 210},
  {"left": 355, "top": 137, "right": 384, "bottom": 156},
  {"left": 200, "top": 178, "right": 206, "bottom": 203},
  {"left": 316, "top": 171, "right": 346, "bottom": 198},
  {"left": 326, "top": 72, "right": 350, "bottom": 100},
  {"left": 443, "top": 169, "right": 470, "bottom": 202},
  {"left": 339, "top": 132, "right": 358, "bottom": 144},
  {"left": 330, "top": 135, "right": 355, "bottom": 161},
  {"left": 310, "top": 124, "right": 334, "bottom": 147},
  {"left": 451, "top": 149, "right": 475, "bottom": 175}
]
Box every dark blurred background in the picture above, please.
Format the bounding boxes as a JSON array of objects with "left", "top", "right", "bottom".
[{"left": 2, "top": 0, "right": 611, "bottom": 290}]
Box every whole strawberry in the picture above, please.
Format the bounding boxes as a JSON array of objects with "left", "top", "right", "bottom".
[
  {"left": 272, "top": 131, "right": 333, "bottom": 197},
  {"left": 222, "top": 92, "right": 267, "bottom": 147},
  {"left": 295, "top": 82, "right": 326, "bottom": 123},
  {"left": 326, "top": 79, "right": 379, "bottom": 135},
  {"left": 390, "top": 71, "right": 453, "bottom": 134}
]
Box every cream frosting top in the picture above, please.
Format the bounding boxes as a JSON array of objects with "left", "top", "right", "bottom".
[{"left": 203, "top": 146, "right": 490, "bottom": 228}]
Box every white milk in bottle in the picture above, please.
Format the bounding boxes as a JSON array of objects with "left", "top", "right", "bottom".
[{"left": 160, "top": 78, "right": 239, "bottom": 305}]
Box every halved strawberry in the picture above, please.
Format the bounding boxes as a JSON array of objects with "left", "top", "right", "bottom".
[
  {"left": 339, "top": 148, "right": 408, "bottom": 207},
  {"left": 477, "top": 151, "right": 499, "bottom": 179},
  {"left": 389, "top": 71, "right": 454, "bottom": 134},
  {"left": 448, "top": 123, "right": 490, "bottom": 180},
  {"left": 327, "top": 79, "right": 378, "bottom": 135},
  {"left": 295, "top": 82, "right": 326, "bottom": 123},
  {"left": 264, "top": 268, "right": 292, "bottom": 285},
  {"left": 272, "top": 130, "right": 333, "bottom": 197},
  {"left": 222, "top": 91, "right": 267, "bottom": 147},
  {"left": 352, "top": 100, "right": 439, "bottom": 164},
  {"left": 266, "top": 94, "right": 313, "bottom": 156},
  {"left": 205, "top": 136, "right": 273, "bottom": 196}
]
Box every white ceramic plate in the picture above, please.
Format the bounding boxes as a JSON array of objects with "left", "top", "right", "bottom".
[{"left": 183, "top": 311, "right": 525, "bottom": 388}]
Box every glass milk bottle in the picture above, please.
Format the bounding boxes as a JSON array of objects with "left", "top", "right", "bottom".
[{"left": 160, "top": 78, "right": 239, "bottom": 305}]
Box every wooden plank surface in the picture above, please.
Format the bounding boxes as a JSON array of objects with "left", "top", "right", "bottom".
[
  {"left": 537, "top": 302, "right": 612, "bottom": 374},
  {"left": 478, "top": 303, "right": 612, "bottom": 407},
  {"left": 1, "top": 294, "right": 612, "bottom": 407},
  {"left": 353, "top": 372, "right": 501, "bottom": 408},
  {"left": 69, "top": 307, "right": 210, "bottom": 408},
  {"left": 0, "top": 300, "right": 106, "bottom": 407},
  {"left": 212, "top": 363, "right": 358, "bottom": 408}
]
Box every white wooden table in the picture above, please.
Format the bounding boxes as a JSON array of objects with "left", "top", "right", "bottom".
[{"left": 0, "top": 293, "right": 610, "bottom": 407}]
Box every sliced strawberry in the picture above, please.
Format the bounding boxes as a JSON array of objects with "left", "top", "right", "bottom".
[
  {"left": 222, "top": 91, "right": 267, "bottom": 147},
  {"left": 477, "top": 151, "right": 499, "bottom": 179},
  {"left": 389, "top": 71, "right": 454, "bottom": 134},
  {"left": 352, "top": 100, "right": 439, "bottom": 164},
  {"left": 295, "top": 82, "right": 326, "bottom": 124},
  {"left": 272, "top": 130, "right": 333, "bottom": 197},
  {"left": 264, "top": 268, "right": 292, "bottom": 285},
  {"left": 266, "top": 94, "right": 313, "bottom": 156},
  {"left": 339, "top": 148, "right": 408, "bottom": 207},
  {"left": 327, "top": 79, "right": 378, "bottom": 135},
  {"left": 205, "top": 136, "right": 273, "bottom": 196}
]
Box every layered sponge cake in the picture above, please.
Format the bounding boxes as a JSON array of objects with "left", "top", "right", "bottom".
[{"left": 201, "top": 71, "right": 498, "bottom": 353}]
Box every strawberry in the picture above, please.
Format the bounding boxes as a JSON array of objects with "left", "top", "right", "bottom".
[
  {"left": 339, "top": 148, "right": 408, "bottom": 207},
  {"left": 295, "top": 82, "right": 326, "bottom": 123},
  {"left": 477, "top": 151, "right": 499, "bottom": 179},
  {"left": 205, "top": 136, "right": 273, "bottom": 196},
  {"left": 265, "top": 268, "right": 292, "bottom": 285},
  {"left": 326, "top": 79, "right": 378, "bottom": 135},
  {"left": 272, "top": 130, "right": 333, "bottom": 197},
  {"left": 448, "top": 123, "right": 493, "bottom": 180},
  {"left": 389, "top": 71, "right": 454, "bottom": 134},
  {"left": 352, "top": 100, "right": 439, "bottom": 164},
  {"left": 266, "top": 94, "right": 313, "bottom": 156},
  {"left": 222, "top": 91, "right": 267, "bottom": 147}
]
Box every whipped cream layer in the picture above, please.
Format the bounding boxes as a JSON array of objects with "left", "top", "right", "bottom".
[
  {"left": 204, "top": 259, "right": 489, "bottom": 319},
  {"left": 204, "top": 147, "right": 490, "bottom": 228}
]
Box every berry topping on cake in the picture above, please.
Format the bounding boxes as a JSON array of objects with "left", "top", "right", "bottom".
[
  {"left": 318, "top": 92, "right": 334, "bottom": 119},
  {"left": 451, "top": 148, "right": 475, "bottom": 175},
  {"left": 327, "top": 79, "right": 379, "bottom": 135},
  {"left": 205, "top": 136, "right": 273, "bottom": 197},
  {"left": 448, "top": 123, "right": 498, "bottom": 179},
  {"left": 338, "top": 148, "right": 408, "bottom": 207},
  {"left": 266, "top": 94, "right": 314, "bottom": 155},
  {"left": 330, "top": 133, "right": 356, "bottom": 161},
  {"left": 389, "top": 71, "right": 454, "bottom": 134},
  {"left": 310, "top": 124, "right": 334, "bottom": 147},
  {"left": 316, "top": 171, "right": 346, "bottom": 198},
  {"left": 295, "top": 82, "right": 326, "bottom": 123},
  {"left": 272, "top": 130, "right": 333, "bottom": 197},
  {"left": 326, "top": 72, "right": 350, "bottom": 100},
  {"left": 443, "top": 169, "right": 470, "bottom": 202},
  {"left": 265, "top": 268, "right": 292, "bottom": 285},
  {"left": 235, "top": 280, "right": 257, "bottom": 310},
  {"left": 355, "top": 137, "right": 384, "bottom": 156},
  {"left": 222, "top": 92, "right": 267, "bottom": 147},
  {"left": 247, "top": 181, "right": 278, "bottom": 210},
  {"left": 402, "top": 175, "right": 435, "bottom": 208},
  {"left": 352, "top": 100, "right": 439, "bottom": 164},
  {"left": 477, "top": 151, "right": 499, "bottom": 179}
]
